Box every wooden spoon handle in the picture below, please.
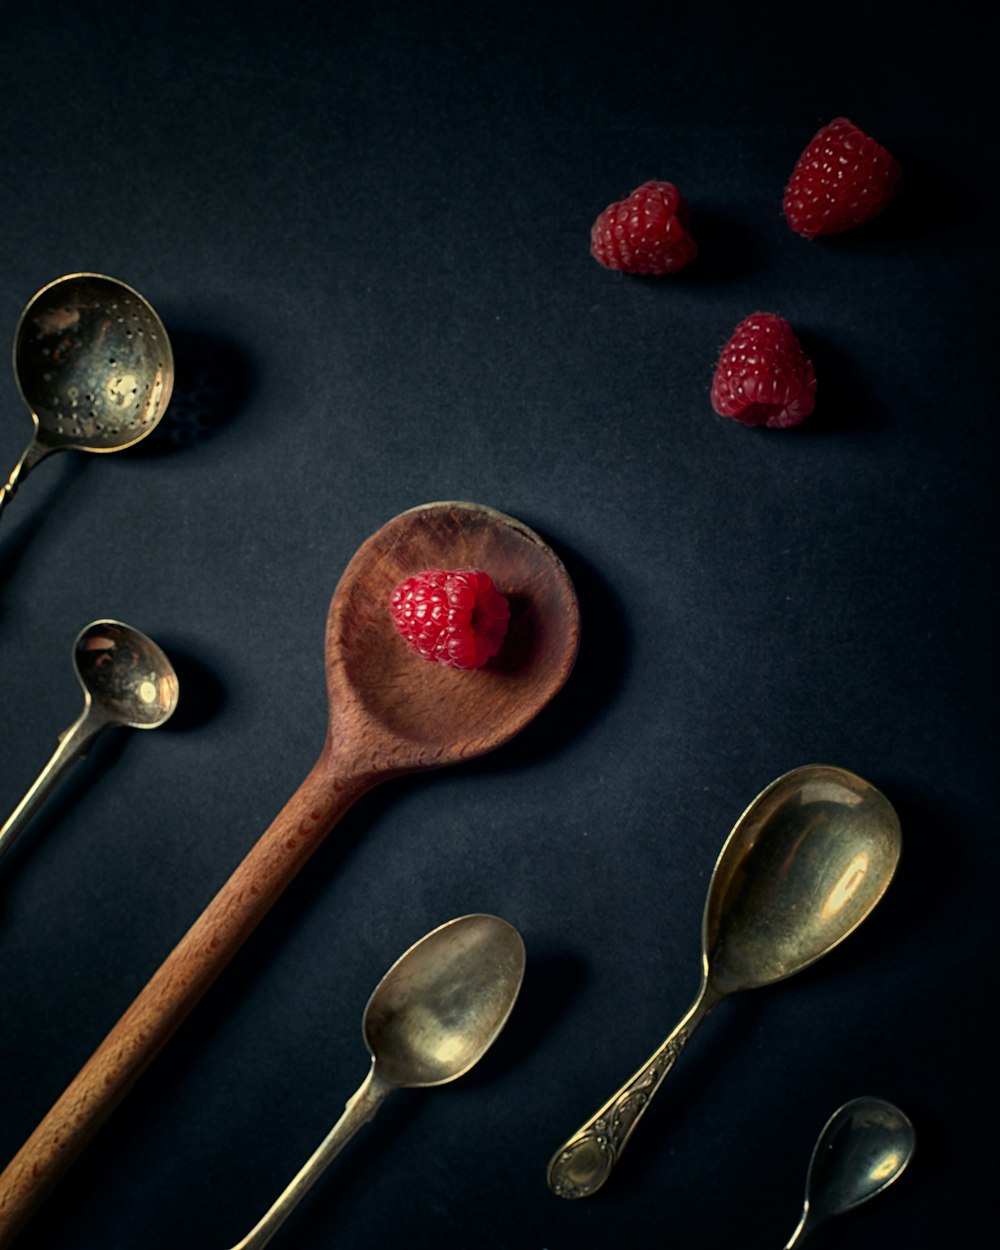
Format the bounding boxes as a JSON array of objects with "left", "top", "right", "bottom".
[{"left": 0, "top": 751, "right": 371, "bottom": 1248}]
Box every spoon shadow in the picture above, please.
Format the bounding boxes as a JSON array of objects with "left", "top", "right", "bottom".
[
  {"left": 0, "top": 454, "right": 88, "bottom": 601},
  {"left": 468, "top": 531, "right": 631, "bottom": 775},
  {"left": 240, "top": 1089, "right": 424, "bottom": 1248},
  {"left": 0, "top": 728, "right": 129, "bottom": 884},
  {"left": 461, "top": 948, "right": 590, "bottom": 1089},
  {"left": 0, "top": 327, "right": 252, "bottom": 597},
  {"left": 150, "top": 641, "right": 228, "bottom": 733},
  {"left": 125, "top": 327, "right": 255, "bottom": 457}
]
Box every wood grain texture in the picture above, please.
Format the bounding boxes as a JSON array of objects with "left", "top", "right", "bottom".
[{"left": 0, "top": 501, "right": 579, "bottom": 1246}]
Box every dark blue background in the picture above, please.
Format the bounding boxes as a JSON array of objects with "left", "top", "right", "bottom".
[{"left": 1, "top": 2, "right": 995, "bottom": 1246}]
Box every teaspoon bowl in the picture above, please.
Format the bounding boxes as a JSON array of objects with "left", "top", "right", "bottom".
[
  {"left": 0, "top": 620, "right": 178, "bottom": 867},
  {"left": 704, "top": 765, "right": 902, "bottom": 995},
  {"left": 784, "top": 1096, "right": 916, "bottom": 1247},
  {"left": 73, "top": 620, "right": 180, "bottom": 730}
]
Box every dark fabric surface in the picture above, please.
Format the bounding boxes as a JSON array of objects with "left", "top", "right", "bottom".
[{"left": 0, "top": 2, "right": 995, "bottom": 1246}]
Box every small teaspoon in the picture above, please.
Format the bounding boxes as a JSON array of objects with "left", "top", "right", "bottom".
[
  {"left": 0, "top": 620, "right": 178, "bottom": 867},
  {"left": 784, "top": 1096, "right": 915, "bottom": 1247},
  {"left": 227, "top": 914, "right": 526, "bottom": 1250}
]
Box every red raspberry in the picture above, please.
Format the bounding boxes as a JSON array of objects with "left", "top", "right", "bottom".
[
  {"left": 711, "top": 313, "right": 817, "bottom": 429},
  {"left": 783, "top": 117, "right": 901, "bottom": 238},
  {"left": 389, "top": 568, "right": 510, "bottom": 670},
  {"left": 590, "top": 180, "right": 698, "bottom": 275}
]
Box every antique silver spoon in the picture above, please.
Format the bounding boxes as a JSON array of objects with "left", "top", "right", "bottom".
[
  {"left": 784, "top": 1096, "right": 915, "bottom": 1247},
  {"left": 0, "top": 620, "right": 179, "bottom": 865},
  {"left": 0, "top": 273, "right": 173, "bottom": 521},
  {"left": 228, "top": 914, "right": 526, "bottom": 1250},
  {"left": 547, "top": 764, "right": 902, "bottom": 1198}
]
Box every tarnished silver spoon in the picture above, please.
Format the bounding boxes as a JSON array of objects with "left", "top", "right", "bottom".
[
  {"left": 0, "top": 620, "right": 179, "bottom": 865},
  {"left": 0, "top": 273, "right": 173, "bottom": 521},
  {"left": 547, "top": 765, "right": 902, "bottom": 1199},
  {"left": 227, "top": 914, "right": 526, "bottom": 1250},
  {"left": 783, "top": 1097, "right": 915, "bottom": 1247}
]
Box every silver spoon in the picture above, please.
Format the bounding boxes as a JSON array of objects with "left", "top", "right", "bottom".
[
  {"left": 784, "top": 1097, "right": 915, "bottom": 1247},
  {"left": 0, "top": 273, "right": 173, "bottom": 521},
  {"left": 0, "top": 620, "right": 179, "bottom": 865},
  {"left": 227, "top": 913, "right": 526, "bottom": 1250},
  {"left": 547, "top": 764, "right": 902, "bottom": 1199}
]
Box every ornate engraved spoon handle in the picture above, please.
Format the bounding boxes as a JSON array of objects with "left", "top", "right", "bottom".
[{"left": 547, "top": 981, "right": 724, "bottom": 1199}]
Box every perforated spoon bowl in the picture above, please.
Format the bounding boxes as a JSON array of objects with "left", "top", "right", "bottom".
[
  {"left": 0, "top": 620, "right": 179, "bottom": 866},
  {"left": 0, "top": 501, "right": 579, "bottom": 1246},
  {"left": 547, "top": 765, "right": 901, "bottom": 1199},
  {"left": 784, "top": 1096, "right": 915, "bottom": 1247},
  {"left": 0, "top": 273, "right": 173, "bottom": 520},
  {"left": 229, "top": 914, "right": 526, "bottom": 1250}
]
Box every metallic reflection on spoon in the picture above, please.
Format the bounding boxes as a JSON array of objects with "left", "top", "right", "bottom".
[
  {"left": 0, "top": 273, "right": 173, "bottom": 521},
  {"left": 784, "top": 1097, "right": 915, "bottom": 1247},
  {"left": 227, "top": 914, "right": 526, "bottom": 1250},
  {"left": 0, "top": 620, "right": 179, "bottom": 866},
  {"left": 547, "top": 765, "right": 902, "bottom": 1199}
]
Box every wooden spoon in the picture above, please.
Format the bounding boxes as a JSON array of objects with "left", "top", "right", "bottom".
[{"left": 0, "top": 500, "right": 579, "bottom": 1247}]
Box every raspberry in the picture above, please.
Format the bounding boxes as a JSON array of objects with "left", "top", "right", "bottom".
[
  {"left": 389, "top": 569, "right": 510, "bottom": 670},
  {"left": 783, "top": 117, "right": 901, "bottom": 238},
  {"left": 590, "top": 180, "right": 698, "bottom": 275},
  {"left": 711, "top": 313, "right": 817, "bottom": 429}
]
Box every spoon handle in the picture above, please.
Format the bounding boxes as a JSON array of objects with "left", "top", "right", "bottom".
[
  {"left": 0, "top": 438, "right": 49, "bottom": 523},
  {"left": 0, "top": 749, "right": 373, "bottom": 1248},
  {"left": 783, "top": 1209, "right": 812, "bottom": 1249},
  {"left": 546, "top": 981, "right": 722, "bottom": 1199},
  {"left": 228, "top": 1066, "right": 393, "bottom": 1250},
  {"left": 0, "top": 708, "right": 107, "bottom": 865}
]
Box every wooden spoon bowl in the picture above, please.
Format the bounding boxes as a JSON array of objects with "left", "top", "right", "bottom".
[
  {"left": 0, "top": 501, "right": 579, "bottom": 1247},
  {"left": 329, "top": 501, "right": 578, "bottom": 765}
]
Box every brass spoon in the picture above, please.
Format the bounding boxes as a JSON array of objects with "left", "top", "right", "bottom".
[
  {"left": 228, "top": 914, "right": 526, "bottom": 1250},
  {"left": 547, "top": 764, "right": 901, "bottom": 1199},
  {"left": 784, "top": 1096, "right": 915, "bottom": 1248},
  {"left": 0, "top": 620, "right": 179, "bottom": 866},
  {"left": 0, "top": 273, "right": 173, "bottom": 521},
  {"left": 0, "top": 501, "right": 579, "bottom": 1247}
]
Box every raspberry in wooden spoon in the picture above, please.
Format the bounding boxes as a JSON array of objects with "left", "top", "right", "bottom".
[{"left": 390, "top": 568, "right": 510, "bottom": 669}]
